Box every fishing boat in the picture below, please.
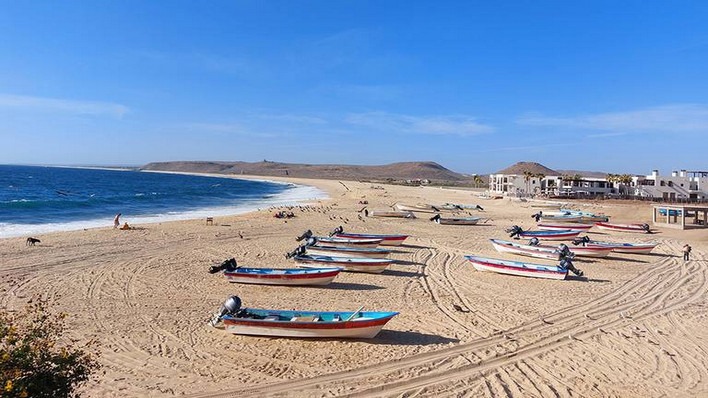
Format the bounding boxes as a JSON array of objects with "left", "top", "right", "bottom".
[
  {"left": 537, "top": 222, "right": 593, "bottom": 231},
  {"left": 369, "top": 210, "right": 416, "bottom": 218},
  {"left": 210, "top": 296, "right": 398, "bottom": 338},
  {"left": 573, "top": 237, "right": 657, "bottom": 254},
  {"left": 437, "top": 203, "right": 464, "bottom": 211},
  {"left": 296, "top": 230, "right": 382, "bottom": 248},
  {"left": 539, "top": 214, "right": 585, "bottom": 223},
  {"left": 305, "top": 245, "right": 391, "bottom": 258},
  {"left": 465, "top": 255, "right": 569, "bottom": 280},
  {"left": 596, "top": 222, "right": 651, "bottom": 234},
  {"left": 330, "top": 227, "right": 409, "bottom": 246},
  {"left": 507, "top": 225, "right": 581, "bottom": 241},
  {"left": 490, "top": 239, "right": 561, "bottom": 260},
  {"left": 393, "top": 203, "right": 440, "bottom": 213},
  {"left": 430, "top": 214, "right": 482, "bottom": 225},
  {"left": 530, "top": 202, "right": 564, "bottom": 209},
  {"left": 294, "top": 255, "right": 394, "bottom": 273},
  {"left": 223, "top": 267, "right": 341, "bottom": 285},
  {"left": 562, "top": 211, "right": 609, "bottom": 223}
]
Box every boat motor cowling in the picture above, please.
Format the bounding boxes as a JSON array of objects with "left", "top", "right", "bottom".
[
  {"left": 329, "top": 226, "right": 344, "bottom": 237},
  {"left": 572, "top": 236, "right": 591, "bottom": 246},
  {"left": 296, "top": 229, "right": 313, "bottom": 242},
  {"left": 506, "top": 225, "right": 523, "bottom": 239},
  {"left": 210, "top": 295, "right": 243, "bottom": 326}
]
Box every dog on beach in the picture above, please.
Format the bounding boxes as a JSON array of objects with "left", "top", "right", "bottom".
[{"left": 26, "top": 237, "right": 41, "bottom": 246}]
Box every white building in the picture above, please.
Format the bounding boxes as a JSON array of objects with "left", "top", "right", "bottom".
[
  {"left": 488, "top": 174, "right": 616, "bottom": 197},
  {"left": 631, "top": 170, "right": 708, "bottom": 201}
]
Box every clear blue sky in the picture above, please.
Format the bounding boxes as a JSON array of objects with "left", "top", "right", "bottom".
[{"left": 1, "top": 1, "right": 707, "bottom": 174}]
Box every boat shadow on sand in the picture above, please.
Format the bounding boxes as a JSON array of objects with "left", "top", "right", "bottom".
[
  {"left": 323, "top": 282, "right": 385, "bottom": 291},
  {"left": 568, "top": 276, "right": 611, "bottom": 283},
  {"left": 398, "top": 243, "right": 431, "bottom": 250},
  {"left": 366, "top": 330, "right": 460, "bottom": 346},
  {"left": 380, "top": 269, "right": 422, "bottom": 278}
]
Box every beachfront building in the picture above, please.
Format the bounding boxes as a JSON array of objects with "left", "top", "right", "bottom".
[
  {"left": 489, "top": 163, "right": 708, "bottom": 202},
  {"left": 489, "top": 162, "right": 617, "bottom": 197},
  {"left": 630, "top": 170, "right": 708, "bottom": 201},
  {"left": 542, "top": 175, "right": 614, "bottom": 197}
]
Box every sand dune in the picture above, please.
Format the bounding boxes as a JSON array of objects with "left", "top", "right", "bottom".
[{"left": 1, "top": 177, "right": 706, "bottom": 397}]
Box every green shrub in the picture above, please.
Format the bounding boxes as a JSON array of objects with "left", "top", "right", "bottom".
[{"left": 0, "top": 299, "right": 100, "bottom": 397}]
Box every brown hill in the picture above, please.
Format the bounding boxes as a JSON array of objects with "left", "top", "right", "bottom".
[
  {"left": 556, "top": 169, "right": 613, "bottom": 179},
  {"left": 495, "top": 161, "right": 558, "bottom": 175},
  {"left": 140, "top": 160, "right": 474, "bottom": 184}
]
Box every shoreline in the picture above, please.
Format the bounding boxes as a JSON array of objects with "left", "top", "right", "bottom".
[{"left": 0, "top": 168, "right": 331, "bottom": 240}]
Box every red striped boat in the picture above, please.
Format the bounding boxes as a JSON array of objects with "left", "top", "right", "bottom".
[
  {"left": 305, "top": 245, "right": 391, "bottom": 258},
  {"left": 465, "top": 255, "right": 569, "bottom": 280},
  {"left": 294, "top": 255, "right": 394, "bottom": 273},
  {"left": 537, "top": 222, "right": 593, "bottom": 231},
  {"left": 210, "top": 296, "right": 397, "bottom": 338},
  {"left": 223, "top": 267, "right": 340, "bottom": 286},
  {"left": 596, "top": 222, "right": 651, "bottom": 234},
  {"left": 330, "top": 227, "right": 409, "bottom": 246},
  {"left": 577, "top": 241, "right": 657, "bottom": 254}
]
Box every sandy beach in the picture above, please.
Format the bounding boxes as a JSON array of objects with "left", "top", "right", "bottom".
[{"left": 1, "top": 176, "right": 707, "bottom": 397}]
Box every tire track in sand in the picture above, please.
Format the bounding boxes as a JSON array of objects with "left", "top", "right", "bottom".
[{"left": 186, "top": 246, "right": 707, "bottom": 397}]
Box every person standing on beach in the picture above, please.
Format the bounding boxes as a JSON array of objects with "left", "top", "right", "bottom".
[
  {"left": 114, "top": 213, "right": 121, "bottom": 229},
  {"left": 683, "top": 244, "right": 692, "bottom": 261}
]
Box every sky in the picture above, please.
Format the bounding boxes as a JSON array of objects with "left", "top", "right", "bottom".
[{"left": 1, "top": 1, "right": 707, "bottom": 175}]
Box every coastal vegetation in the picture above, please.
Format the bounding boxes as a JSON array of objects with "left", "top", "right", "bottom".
[{"left": 0, "top": 299, "right": 100, "bottom": 397}]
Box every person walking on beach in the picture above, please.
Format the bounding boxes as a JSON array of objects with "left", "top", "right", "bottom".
[
  {"left": 683, "top": 244, "right": 692, "bottom": 261},
  {"left": 114, "top": 213, "right": 121, "bottom": 229}
]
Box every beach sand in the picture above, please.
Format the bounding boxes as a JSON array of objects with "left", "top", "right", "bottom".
[{"left": 1, "top": 177, "right": 707, "bottom": 397}]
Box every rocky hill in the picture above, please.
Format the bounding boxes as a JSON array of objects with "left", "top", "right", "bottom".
[
  {"left": 141, "top": 160, "right": 479, "bottom": 185},
  {"left": 495, "top": 161, "right": 558, "bottom": 175}
]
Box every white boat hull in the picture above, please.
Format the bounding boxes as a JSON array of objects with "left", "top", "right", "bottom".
[
  {"left": 306, "top": 247, "right": 390, "bottom": 258},
  {"left": 491, "top": 240, "right": 560, "bottom": 260},
  {"left": 225, "top": 274, "right": 337, "bottom": 285},
  {"left": 466, "top": 256, "right": 568, "bottom": 280}
]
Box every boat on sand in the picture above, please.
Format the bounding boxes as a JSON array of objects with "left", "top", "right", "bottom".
[
  {"left": 210, "top": 296, "right": 398, "bottom": 338},
  {"left": 465, "top": 255, "right": 579, "bottom": 280}
]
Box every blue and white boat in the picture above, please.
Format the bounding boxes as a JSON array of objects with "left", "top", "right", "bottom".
[
  {"left": 210, "top": 296, "right": 398, "bottom": 338},
  {"left": 305, "top": 245, "right": 391, "bottom": 258},
  {"left": 507, "top": 225, "right": 582, "bottom": 241}
]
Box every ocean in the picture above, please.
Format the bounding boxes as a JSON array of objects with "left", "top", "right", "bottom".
[{"left": 0, "top": 165, "right": 326, "bottom": 238}]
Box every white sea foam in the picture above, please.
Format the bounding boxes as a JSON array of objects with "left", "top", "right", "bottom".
[{"left": 0, "top": 182, "right": 327, "bottom": 239}]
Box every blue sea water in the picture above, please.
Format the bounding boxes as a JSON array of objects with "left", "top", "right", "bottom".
[{"left": 0, "top": 165, "right": 326, "bottom": 238}]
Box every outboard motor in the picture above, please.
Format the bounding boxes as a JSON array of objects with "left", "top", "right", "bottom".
[
  {"left": 531, "top": 212, "right": 543, "bottom": 222},
  {"left": 475, "top": 205, "right": 484, "bottom": 211},
  {"left": 296, "top": 229, "right": 313, "bottom": 242},
  {"left": 557, "top": 244, "right": 573, "bottom": 260},
  {"left": 305, "top": 236, "right": 318, "bottom": 247},
  {"left": 528, "top": 237, "right": 540, "bottom": 246},
  {"left": 559, "top": 258, "right": 583, "bottom": 277},
  {"left": 209, "top": 295, "right": 242, "bottom": 327},
  {"left": 430, "top": 214, "right": 441, "bottom": 222},
  {"left": 506, "top": 225, "right": 523, "bottom": 239},
  {"left": 572, "top": 236, "right": 591, "bottom": 246},
  {"left": 329, "top": 226, "right": 344, "bottom": 237},
  {"left": 642, "top": 224, "right": 651, "bottom": 233},
  {"left": 285, "top": 244, "right": 307, "bottom": 259},
  {"left": 208, "top": 258, "right": 239, "bottom": 274}
]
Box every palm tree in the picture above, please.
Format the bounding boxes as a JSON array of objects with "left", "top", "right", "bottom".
[
  {"left": 534, "top": 173, "right": 546, "bottom": 194},
  {"left": 473, "top": 175, "right": 484, "bottom": 188},
  {"left": 523, "top": 171, "right": 534, "bottom": 195},
  {"left": 619, "top": 174, "right": 634, "bottom": 196},
  {"left": 606, "top": 173, "right": 619, "bottom": 195}
]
